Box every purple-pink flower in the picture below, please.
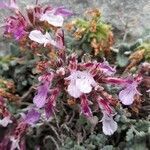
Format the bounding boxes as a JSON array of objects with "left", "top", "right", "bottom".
[
  {"left": 101, "top": 112, "right": 118, "bottom": 136},
  {"left": 4, "top": 14, "right": 27, "bottom": 40},
  {"left": 97, "top": 98, "right": 117, "bottom": 135},
  {"left": 33, "top": 73, "right": 53, "bottom": 108},
  {"left": 80, "top": 94, "right": 92, "bottom": 117},
  {"left": 98, "top": 59, "right": 116, "bottom": 76},
  {"left": 45, "top": 88, "right": 60, "bottom": 119},
  {"left": 103, "top": 76, "right": 142, "bottom": 105},
  {"left": 0, "top": 116, "right": 12, "bottom": 127},
  {"left": 0, "top": 0, "right": 19, "bottom": 10},
  {"left": 40, "top": 6, "right": 72, "bottom": 27},
  {"left": 66, "top": 70, "right": 96, "bottom": 98},
  {"left": 24, "top": 109, "right": 40, "bottom": 125},
  {"left": 119, "top": 79, "right": 141, "bottom": 105},
  {"left": 29, "top": 29, "right": 65, "bottom": 49}
]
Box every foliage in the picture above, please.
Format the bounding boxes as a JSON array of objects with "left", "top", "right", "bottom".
[{"left": 0, "top": 1, "right": 149, "bottom": 150}]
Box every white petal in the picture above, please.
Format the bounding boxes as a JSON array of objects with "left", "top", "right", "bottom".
[
  {"left": 76, "top": 79, "right": 92, "bottom": 93},
  {"left": 0, "top": 116, "right": 12, "bottom": 127},
  {"left": 67, "top": 82, "right": 82, "bottom": 98},
  {"left": 40, "top": 13, "right": 64, "bottom": 27},
  {"left": 102, "top": 114, "right": 117, "bottom": 135},
  {"left": 119, "top": 87, "right": 136, "bottom": 105},
  {"left": 29, "top": 30, "right": 46, "bottom": 44},
  {"left": 10, "top": 137, "right": 20, "bottom": 150}
]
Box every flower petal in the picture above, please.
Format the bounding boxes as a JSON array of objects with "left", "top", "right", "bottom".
[
  {"left": 76, "top": 79, "right": 92, "bottom": 93},
  {"left": 102, "top": 113, "right": 117, "bottom": 135},
  {"left": 40, "top": 13, "right": 64, "bottom": 27},
  {"left": 67, "top": 82, "right": 82, "bottom": 98},
  {"left": 119, "top": 86, "right": 137, "bottom": 105},
  {"left": 29, "top": 30, "right": 47, "bottom": 44},
  {"left": 55, "top": 6, "right": 73, "bottom": 17},
  {"left": 0, "top": 116, "right": 12, "bottom": 127},
  {"left": 80, "top": 94, "right": 92, "bottom": 117},
  {"left": 33, "top": 81, "right": 49, "bottom": 108},
  {"left": 24, "top": 109, "right": 40, "bottom": 125}
]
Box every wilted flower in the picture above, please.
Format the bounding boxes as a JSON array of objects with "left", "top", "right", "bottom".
[{"left": 66, "top": 70, "right": 96, "bottom": 98}]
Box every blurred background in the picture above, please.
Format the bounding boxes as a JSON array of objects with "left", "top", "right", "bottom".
[{"left": 0, "top": 0, "right": 150, "bottom": 52}]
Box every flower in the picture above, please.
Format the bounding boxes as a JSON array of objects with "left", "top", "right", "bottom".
[
  {"left": 0, "top": 0, "right": 19, "bottom": 10},
  {"left": 40, "top": 12, "right": 64, "bottom": 27},
  {"left": 98, "top": 98, "right": 117, "bottom": 135},
  {"left": 119, "top": 80, "right": 141, "bottom": 105},
  {"left": 0, "top": 116, "right": 12, "bottom": 127},
  {"left": 24, "top": 109, "right": 40, "bottom": 125},
  {"left": 66, "top": 71, "right": 96, "bottom": 98},
  {"left": 103, "top": 76, "right": 142, "bottom": 105},
  {"left": 40, "top": 6, "right": 72, "bottom": 27},
  {"left": 29, "top": 30, "right": 64, "bottom": 49},
  {"left": 4, "top": 14, "right": 27, "bottom": 40},
  {"left": 45, "top": 88, "right": 60, "bottom": 119},
  {"left": 99, "top": 59, "right": 116, "bottom": 76},
  {"left": 33, "top": 73, "right": 53, "bottom": 108},
  {"left": 10, "top": 136, "right": 20, "bottom": 150},
  {"left": 80, "top": 94, "right": 92, "bottom": 117},
  {"left": 54, "top": 6, "right": 73, "bottom": 17},
  {"left": 101, "top": 112, "right": 118, "bottom": 136}
]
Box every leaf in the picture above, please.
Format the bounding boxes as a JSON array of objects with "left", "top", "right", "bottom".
[
  {"left": 116, "top": 54, "right": 128, "bottom": 67},
  {"left": 10, "top": 43, "right": 20, "bottom": 56}
]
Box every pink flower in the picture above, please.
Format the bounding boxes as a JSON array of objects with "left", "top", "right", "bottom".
[
  {"left": 0, "top": 116, "right": 12, "bottom": 127},
  {"left": 54, "top": 6, "right": 73, "bottom": 17},
  {"left": 10, "top": 136, "right": 20, "bottom": 150},
  {"left": 29, "top": 29, "right": 64, "bottom": 49},
  {"left": 45, "top": 88, "right": 60, "bottom": 119},
  {"left": 4, "top": 14, "right": 27, "bottom": 40},
  {"left": 66, "top": 71, "right": 96, "bottom": 98},
  {"left": 119, "top": 80, "right": 141, "bottom": 105},
  {"left": 24, "top": 109, "right": 40, "bottom": 125},
  {"left": 80, "top": 94, "right": 92, "bottom": 117},
  {"left": 99, "top": 59, "right": 116, "bottom": 76},
  {"left": 101, "top": 112, "right": 118, "bottom": 136},
  {"left": 147, "top": 89, "right": 150, "bottom": 93},
  {"left": 97, "top": 98, "right": 117, "bottom": 135},
  {"left": 40, "top": 6, "right": 72, "bottom": 27},
  {"left": 33, "top": 73, "right": 53, "bottom": 108},
  {"left": 103, "top": 76, "right": 142, "bottom": 105},
  {"left": 0, "top": 0, "right": 19, "bottom": 10},
  {"left": 68, "top": 53, "right": 78, "bottom": 72},
  {"left": 40, "top": 12, "right": 64, "bottom": 27}
]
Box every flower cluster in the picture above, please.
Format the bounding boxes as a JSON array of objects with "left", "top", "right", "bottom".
[
  {"left": 1, "top": 0, "right": 143, "bottom": 142},
  {"left": 31, "top": 53, "right": 142, "bottom": 135}
]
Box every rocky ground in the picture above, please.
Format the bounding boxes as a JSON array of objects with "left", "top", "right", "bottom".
[{"left": 0, "top": 0, "right": 150, "bottom": 50}]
